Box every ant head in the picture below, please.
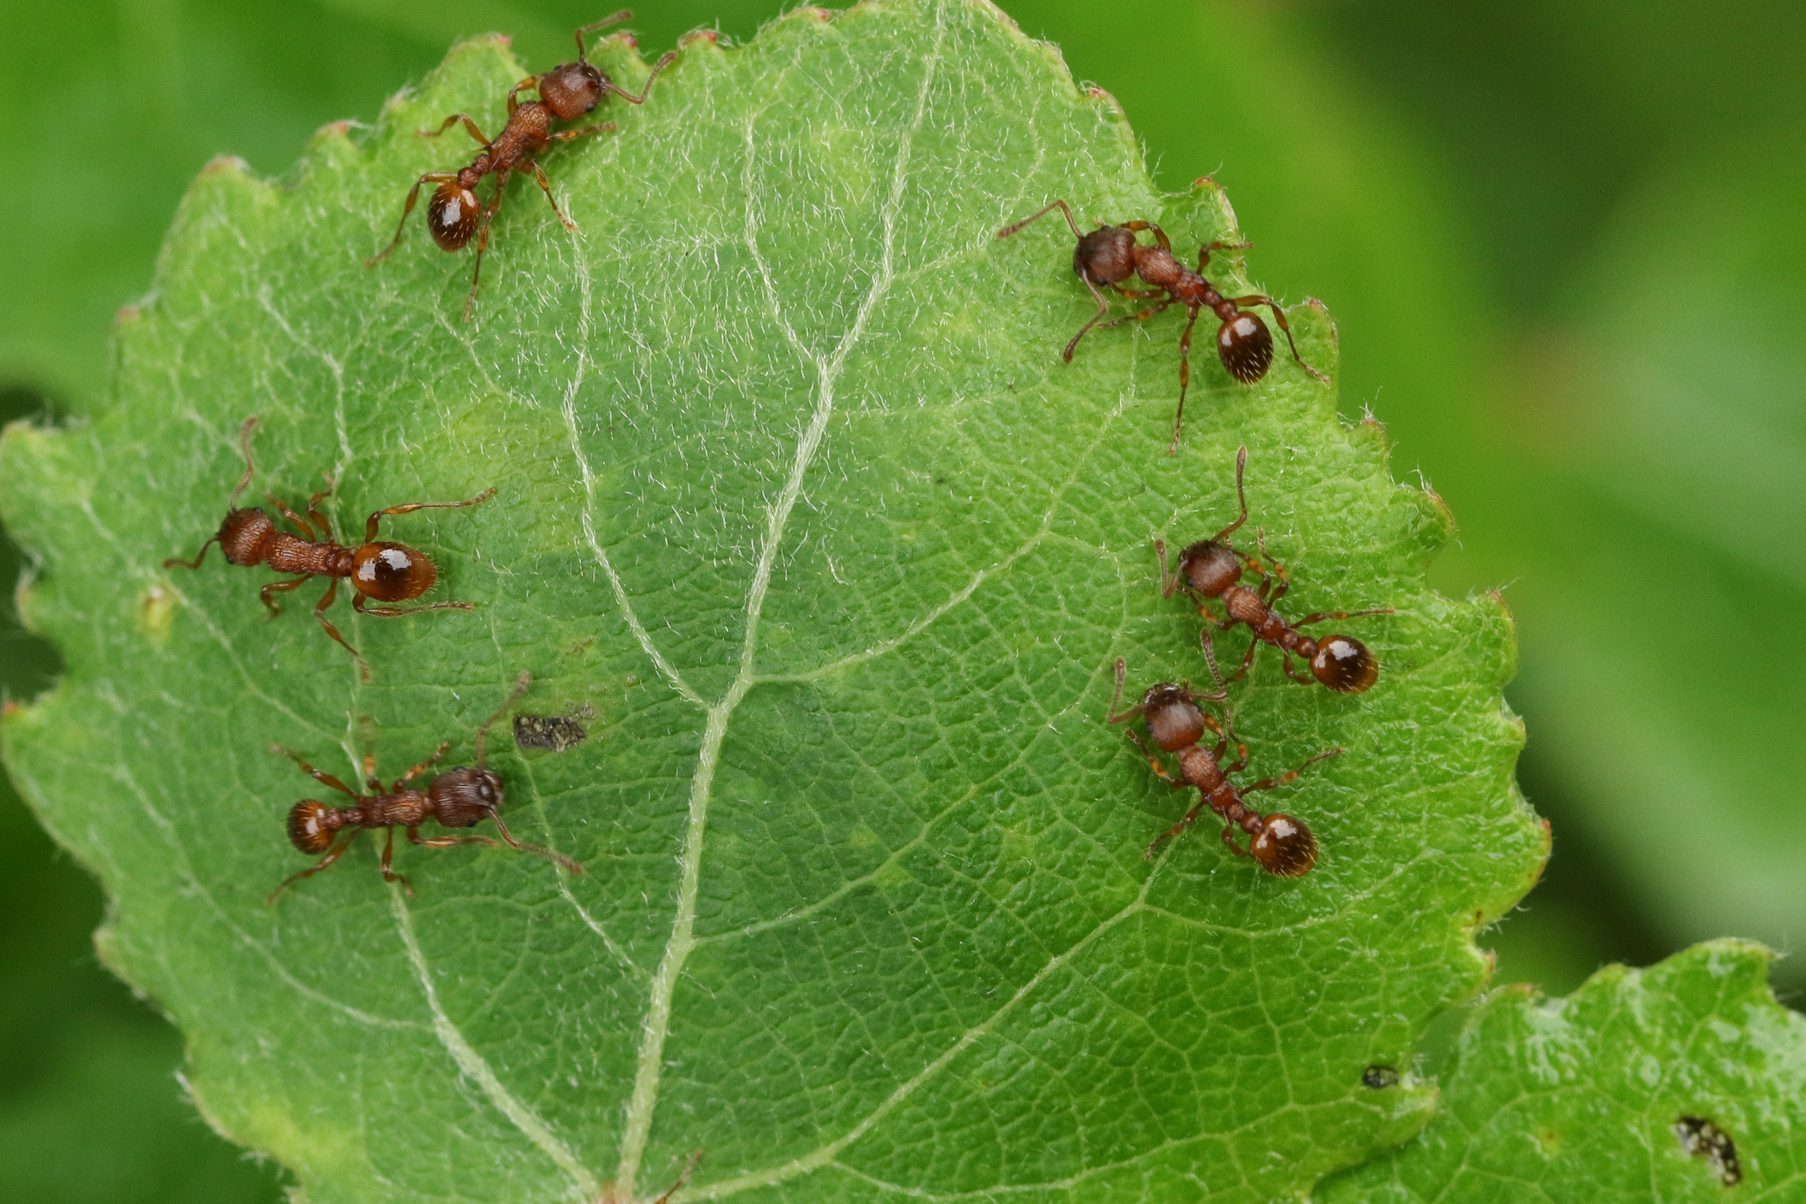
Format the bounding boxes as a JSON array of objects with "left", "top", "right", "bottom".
[
  {"left": 429, "top": 767, "right": 505, "bottom": 828},
  {"left": 1249, "top": 813, "right": 1317, "bottom": 876},
  {"left": 427, "top": 181, "right": 482, "bottom": 250},
  {"left": 1175, "top": 540, "right": 1240, "bottom": 597},
  {"left": 1141, "top": 684, "right": 1207, "bottom": 752},
  {"left": 539, "top": 61, "right": 606, "bottom": 121},
  {"left": 1217, "top": 312, "right": 1275, "bottom": 383},
  {"left": 351, "top": 542, "right": 436, "bottom": 602},
  {"left": 1073, "top": 225, "right": 1136, "bottom": 287},
  {"left": 287, "top": 800, "right": 337, "bottom": 854},
  {"left": 218, "top": 508, "right": 275, "bottom": 566},
  {"left": 1310, "top": 635, "right": 1378, "bottom": 694}
]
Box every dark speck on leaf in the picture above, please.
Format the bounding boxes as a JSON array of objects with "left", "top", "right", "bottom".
[
  {"left": 1675, "top": 1115, "right": 1742, "bottom": 1186},
  {"left": 513, "top": 708, "right": 591, "bottom": 752}
]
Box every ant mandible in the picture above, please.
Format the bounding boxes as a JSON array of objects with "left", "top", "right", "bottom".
[
  {"left": 996, "top": 198, "right": 1329, "bottom": 454},
  {"left": 1158, "top": 446, "right": 1390, "bottom": 693},
  {"left": 268, "top": 673, "right": 582, "bottom": 903},
  {"left": 366, "top": 11, "right": 678, "bottom": 319},
  {"left": 163, "top": 417, "right": 494, "bottom": 680},
  {"left": 1106, "top": 633, "right": 1337, "bottom": 876}
]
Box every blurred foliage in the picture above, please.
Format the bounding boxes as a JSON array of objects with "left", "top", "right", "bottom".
[{"left": 0, "top": 1, "right": 1800, "bottom": 1201}]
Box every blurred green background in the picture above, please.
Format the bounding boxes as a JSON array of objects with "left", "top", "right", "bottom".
[{"left": 2, "top": 1, "right": 1800, "bottom": 1198}]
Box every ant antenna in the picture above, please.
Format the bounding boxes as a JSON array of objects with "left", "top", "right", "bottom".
[
  {"left": 474, "top": 671, "right": 533, "bottom": 768},
  {"left": 996, "top": 198, "right": 1085, "bottom": 242},
  {"left": 1197, "top": 629, "right": 1230, "bottom": 699},
  {"left": 227, "top": 416, "right": 260, "bottom": 508},
  {"left": 1105, "top": 657, "right": 1139, "bottom": 724},
  {"left": 483, "top": 810, "right": 583, "bottom": 873},
  {"left": 574, "top": 10, "right": 634, "bottom": 62},
  {"left": 1209, "top": 446, "right": 1250, "bottom": 544}
]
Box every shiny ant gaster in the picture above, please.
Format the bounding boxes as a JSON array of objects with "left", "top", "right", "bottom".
[
  {"left": 163, "top": 417, "right": 493, "bottom": 679},
  {"left": 997, "top": 198, "right": 1328, "bottom": 453},
  {"left": 1159, "top": 446, "right": 1389, "bottom": 693},
  {"left": 366, "top": 11, "right": 676, "bottom": 319},
  {"left": 1107, "top": 634, "right": 1337, "bottom": 876},
  {"left": 268, "top": 673, "right": 582, "bottom": 903}
]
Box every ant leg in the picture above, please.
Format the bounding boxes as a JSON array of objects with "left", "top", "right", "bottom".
[
  {"left": 1281, "top": 656, "right": 1316, "bottom": 686},
  {"left": 1060, "top": 276, "right": 1118, "bottom": 363},
  {"left": 1121, "top": 220, "right": 1173, "bottom": 253},
  {"left": 553, "top": 120, "right": 617, "bottom": 143},
  {"left": 1093, "top": 298, "right": 1173, "bottom": 335},
  {"left": 1219, "top": 825, "right": 1249, "bottom": 858},
  {"left": 271, "top": 745, "right": 360, "bottom": 797},
  {"left": 364, "top": 487, "right": 497, "bottom": 541},
  {"left": 1121, "top": 727, "right": 1182, "bottom": 786},
  {"left": 653, "top": 1152, "right": 704, "bottom": 1204},
  {"left": 1202, "top": 710, "right": 1249, "bottom": 773},
  {"left": 1294, "top": 606, "right": 1395, "bottom": 627},
  {"left": 523, "top": 161, "right": 578, "bottom": 232},
  {"left": 1167, "top": 306, "right": 1203, "bottom": 455},
  {"left": 266, "top": 832, "right": 359, "bottom": 904},
  {"left": 392, "top": 741, "right": 452, "bottom": 789},
  {"left": 1115, "top": 285, "right": 1169, "bottom": 301},
  {"left": 600, "top": 50, "right": 679, "bottom": 106},
  {"left": 354, "top": 594, "right": 478, "bottom": 620},
  {"left": 259, "top": 575, "right": 310, "bottom": 616},
  {"left": 366, "top": 173, "right": 459, "bottom": 266},
  {"left": 1145, "top": 793, "right": 1213, "bottom": 860},
  {"left": 408, "top": 826, "right": 499, "bottom": 850},
  {"left": 459, "top": 178, "right": 508, "bottom": 323},
  {"left": 377, "top": 829, "right": 413, "bottom": 897},
  {"left": 488, "top": 813, "right": 584, "bottom": 873},
  {"left": 504, "top": 77, "right": 538, "bottom": 115},
  {"left": 995, "top": 198, "right": 1084, "bottom": 242},
  {"left": 264, "top": 493, "right": 316, "bottom": 539},
  {"left": 1196, "top": 240, "right": 1251, "bottom": 272},
  {"left": 306, "top": 480, "right": 336, "bottom": 543},
  {"left": 1230, "top": 295, "right": 1330, "bottom": 384},
  {"left": 420, "top": 113, "right": 492, "bottom": 145},
  {"left": 311, "top": 577, "right": 371, "bottom": 680},
  {"left": 162, "top": 537, "right": 218, "bottom": 571},
  {"left": 1232, "top": 630, "right": 1261, "bottom": 682},
  {"left": 1242, "top": 747, "right": 1343, "bottom": 794}
]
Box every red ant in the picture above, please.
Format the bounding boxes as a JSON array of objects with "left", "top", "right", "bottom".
[
  {"left": 163, "top": 417, "right": 494, "bottom": 680},
  {"left": 996, "top": 198, "right": 1329, "bottom": 453},
  {"left": 1106, "top": 634, "right": 1337, "bottom": 876},
  {"left": 268, "top": 673, "right": 582, "bottom": 903},
  {"left": 1158, "top": 446, "right": 1389, "bottom": 694},
  {"left": 366, "top": 11, "right": 678, "bottom": 319}
]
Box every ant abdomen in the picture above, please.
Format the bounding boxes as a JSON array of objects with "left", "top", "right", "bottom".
[
  {"left": 219, "top": 508, "right": 276, "bottom": 565},
  {"left": 1217, "top": 312, "right": 1275, "bottom": 384},
  {"left": 287, "top": 800, "right": 340, "bottom": 855},
  {"left": 1248, "top": 813, "right": 1316, "bottom": 877},
  {"left": 351, "top": 542, "right": 436, "bottom": 602},
  {"left": 427, "top": 182, "right": 481, "bottom": 250},
  {"left": 1309, "top": 635, "right": 1378, "bottom": 694}
]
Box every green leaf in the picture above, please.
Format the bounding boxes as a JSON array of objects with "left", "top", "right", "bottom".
[
  {"left": 0, "top": 1, "right": 1543, "bottom": 1198},
  {"left": 1321, "top": 941, "right": 1806, "bottom": 1200}
]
